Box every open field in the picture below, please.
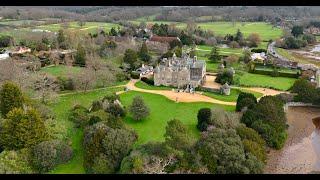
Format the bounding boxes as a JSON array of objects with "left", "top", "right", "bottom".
[
  {"left": 203, "top": 88, "right": 263, "bottom": 102},
  {"left": 40, "top": 65, "right": 82, "bottom": 77},
  {"left": 236, "top": 72, "right": 296, "bottom": 91},
  {"left": 131, "top": 21, "right": 283, "bottom": 41},
  {"left": 119, "top": 91, "right": 235, "bottom": 145},
  {"left": 36, "top": 21, "right": 120, "bottom": 33},
  {"left": 49, "top": 86, "right": 124, "bottom": 174}
]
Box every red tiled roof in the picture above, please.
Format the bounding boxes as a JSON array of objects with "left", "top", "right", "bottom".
[{"left": 150, "top": 35, "right": 179, "bottom": 43}]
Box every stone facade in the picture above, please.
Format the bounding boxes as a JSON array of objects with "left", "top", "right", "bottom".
[{"left": 154, "top": 54, "right": 206, "bottom": 89}]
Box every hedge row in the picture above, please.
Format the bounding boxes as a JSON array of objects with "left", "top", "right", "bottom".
[{"left": 250, "top": 69, "right": 299, "bottom": 78}]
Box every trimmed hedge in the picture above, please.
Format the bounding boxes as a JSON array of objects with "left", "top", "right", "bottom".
[
  {"left": 141, "top": 77, "right": 154, "bottom": 85},
  {"left": 251, "top": 49, "right": 267, "bottom": 53},
  {"left": 251, "top": 69, "right": 299, "bottom": 78},
  {"left": 130, "top": 71, "right": 140, "bottom": 79}
]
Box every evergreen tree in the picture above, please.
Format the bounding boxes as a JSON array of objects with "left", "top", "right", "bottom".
[
  {"left": 208, "top": 45, "right": 221, "bottom": 62},
  {"left": 57, "top": 29, "right": 67, "bottom": 49},
  {"left": 75, "top": 44, "right": 86, "bottom": 67},
  {"left": 109, "top": 27, "right": 118, "bottom": 36},
  {"left": 139, "top": 42, "right": 151, "bottom": 62},
  {"left": 0, "top": 82, "right": 24, "bottom": 117},
  {"left": 123, "top": 49, "right": 138, "bottom": 70},
  {"left": 0, "top": 108, "right": 48, "bottom": 150},
  {"left": 234, "top": 29, "right": 244, "bottom": 43},
  {"left": 129, "top": 96, "right": 150, "bottom": 121}
]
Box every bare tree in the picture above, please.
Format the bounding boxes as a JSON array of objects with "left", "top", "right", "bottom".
[
  {"left": 74, "top": 68, "right": 96, "bottom": 92},
  {"left": 143, "top": 155, "right": 177, "bottom": 174},
  {"left": 28, "top": 73, "right": 59, "bottom": 104}
]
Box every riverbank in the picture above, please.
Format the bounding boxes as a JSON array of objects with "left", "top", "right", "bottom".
[{"left": 264, "top": 106, "right": 320, "bottom": 174}]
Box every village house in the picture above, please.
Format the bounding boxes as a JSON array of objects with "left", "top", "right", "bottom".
[
  {"left": 251, "top": 52, "right": 267, "bottom": 62},
  {"left": 148, "top": 35, "right": 180, "bottom": 44},
  {"left": 154, "top": 54, "right": 206, "bottom": 90},
  {"left": 135, "top": 64, "right": 154, "bottom": 77},
  {"left": 9, "top": 46, "right": 31, "bottom": 56},
  {"left": 0, "top": 51, "right": 10, "bottom": 60}
]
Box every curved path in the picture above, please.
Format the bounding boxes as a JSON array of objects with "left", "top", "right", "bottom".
[{"left": 126, "top": 79, "right": 236, "bottom": 106}]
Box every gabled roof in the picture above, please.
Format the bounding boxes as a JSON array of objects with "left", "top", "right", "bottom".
[{"left": 149, "top": 35, "right": 180, "bottom": 43}]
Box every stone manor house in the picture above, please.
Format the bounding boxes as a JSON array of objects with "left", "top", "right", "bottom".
[{"left": 154, "top": 53, "right": 206, "bottom": 90}]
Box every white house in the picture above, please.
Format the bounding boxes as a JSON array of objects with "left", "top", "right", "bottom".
[
  {"left": 251, "top": 52, "right": 267, "bottom": 61},
  {"left": 0, "top": 52, "right": 9, "bottom": 60}
]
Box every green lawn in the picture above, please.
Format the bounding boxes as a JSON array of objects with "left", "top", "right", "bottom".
[
  {"left": 119, "top": 91, "right": 235, "bottom": 145},
  {"left": 135, "top": 81, "right": 172, "bottom": 90},
  {"left": 40, "top": 65, "right": 82, "bottom": 77},
  {"left": 236, "top": 72, "right": 296, "bottom": 91},
  {"left": 48, "top": 86, "right": 123, "bottom": 174},
  {"left": 203, "top": 88, "right": 263, "bottom": 102}
]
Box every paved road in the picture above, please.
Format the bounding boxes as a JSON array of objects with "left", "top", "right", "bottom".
[{"left": 268, "top": 41, "right": 292, "bottom": 63}]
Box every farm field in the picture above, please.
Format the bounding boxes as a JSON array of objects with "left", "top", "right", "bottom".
[
  {"left": 236, "top": 72, "right": 296, "bottom": 91},
  {"left": 35, "top": 21, "right": 121, "bottom": 33},
  {"left": 49, "top": 86, "right": 124, "bottom": 174},
  {"left": 132, "top": 21, "right": 283, "bottom": 41},
  {"left": 120, "top": 91, "right": 235, "bottom": 145},
  {"left": 203, "top": 88, "right": 263, "bottom": 102}
]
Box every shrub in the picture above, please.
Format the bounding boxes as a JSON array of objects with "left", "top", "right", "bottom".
[
  {"left": 251, "top": 120, "right": 287, "bottom": 150},
  {"left": 32, "top": 140, "right": 73, "bottom": 173},
  {"left": 88, "top": 110, "right": 109, "bottom": 126},
  {"left": 251, "top": 48, "right": 267, "bottom": 53},
  {"left": 242, "top": 139, "right": 266, "bottom": 163},
  {"left": 90, "top": 100, "right": 103, "bottom": 112},
  {"left": 215, "top": 69, "right": 234, "bottom": 85},
  {"left": 197, "top": 108, "right": 212, "bottom": 131},
  {"left": 130, "top": 71, "right": 140, "bottom": 79},
  {"left": 69, "top": 105, "right": 89, "bottom": 128},
  {"left": 57, "top": 77, "right": 75, "bottom": 91},
  {"left": 236, "top": 92, "right": 257, "bottom": 112},
  {"left": 83, "top": 122, "right": 137, "bottom": 173},
  {"left": 0, "top": 108, "right": 48, "bottom": 150},
  {"left": 129, "top": 96, "right": 150, "bottom": 121},
  {"left": 102, "top": 93, "right": 119, "bottom": 103},
  {"left": 0, "top": 149, "right": 34, "bottom": 174},
  {"left": 240, "top": 109, "right": 259, "bottom": 127},
  {"left": 0, "top": 35, "right": 14, "bottom": 48},
  {"left": 236, "top": 125, "right": 266, "bottom": 147},
  {"left": 0, "top": 81, "right": 24, "bottom": 117},
  {"left": 105, "top": 103, "right": 126, "bottom": 118},
  {"left": 141, "top": 77, "right": 154, "bottom": 85}
]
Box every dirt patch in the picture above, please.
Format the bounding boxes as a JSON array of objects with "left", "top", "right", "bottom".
[
  {"left": 264, "top": 106, "right": 320, "bottom": 174},
  {"left": 126, "top": 79, "right": 236, "bottom": 106}
]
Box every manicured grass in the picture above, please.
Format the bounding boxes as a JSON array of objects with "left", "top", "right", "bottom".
[
  {"left": 48, "top": 86, "right": 123, "bottom": 174},
  {"left": 40, "top": 65, "right": 82, "bottom": 77},
  {"left": 203, "top": 88, "right": 263, "bottom": 102},
  {"left": 197, "top": 45, "right": 244, "bottom": 56},
  {"left": 236, "top": 72, "right": 296, "bottom": 91},
  {"left": 119, "top": 91, "right": 235, "bottom": 145},
  {"left": 135, "top": 81, "right": 172, "bottom": 90}
]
